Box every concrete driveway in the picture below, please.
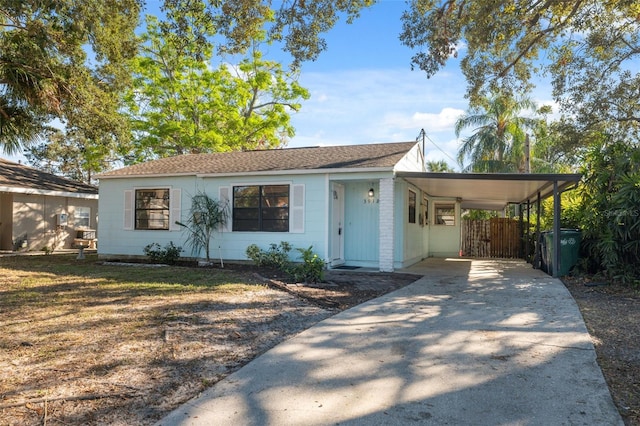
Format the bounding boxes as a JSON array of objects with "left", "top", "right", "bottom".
[{"left": 157, "top": 258, "right": 622, "bottom": 425}]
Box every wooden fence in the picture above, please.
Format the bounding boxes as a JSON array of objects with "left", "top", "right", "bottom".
[{"left": 461, "top": 218, "right": 521, "bottom": 258}]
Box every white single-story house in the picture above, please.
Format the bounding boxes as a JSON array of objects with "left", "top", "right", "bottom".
[
  {"left": 96, "top": 141, "right": 580, "bottom": 273},
  {"left": 0, "top": 158, "right": 99, "bottom": 251}
]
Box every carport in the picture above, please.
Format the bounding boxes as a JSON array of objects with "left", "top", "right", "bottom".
[{"left": 397, "top": 172, "right": 582, "bottom": 277}]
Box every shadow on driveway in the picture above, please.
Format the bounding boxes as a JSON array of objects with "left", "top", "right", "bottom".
[{"left": 157, "top": 258, "right": 622, "bottom": 425}]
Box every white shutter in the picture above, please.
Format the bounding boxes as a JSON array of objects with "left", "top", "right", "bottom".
[
  {"left": 290, "top": 184, "right": 305, "bottom": 233},
  {"left": 123, "top": 190, "right": 133, "bottom": 230},
  {"left": 169, "top": 188, "right": 182, "bottom": 231},
  {"left": 219, "top": 186, "right": 231, "bottom": 232}
]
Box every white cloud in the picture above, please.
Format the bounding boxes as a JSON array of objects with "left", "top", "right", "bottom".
[
  {"left": 411, "top": 107, "right": 465, "bottom": 132},
  {"left": 289, "top": 68, "right": 469, "bottom": 148}
]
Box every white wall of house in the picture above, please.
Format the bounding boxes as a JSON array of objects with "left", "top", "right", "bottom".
[
  {"left": 428, "top": 198, "right": 461, "bottom": 257},
  {"left": 98, "top": 173, "right": 330, "bottom": 263},
  {"left": 394, "top": 144, "right": 426, "bottom": 172},
  {"left": 210, "top": 173, "right": 327, "bottom": 263},
  {"left": 391, "top": 179, "right": 431, "bottom": 269},
  {"left": 98, "top": 171, "right": 465, "bottom": 268},
  {"left": 98, "top": 175, "right": 195, "bottom": 258}
]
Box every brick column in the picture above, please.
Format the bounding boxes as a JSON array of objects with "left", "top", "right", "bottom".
[{"left": 379, "top": 177, "right": 395, "bottom": 272}]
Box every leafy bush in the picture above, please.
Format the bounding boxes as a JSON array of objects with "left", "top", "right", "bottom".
[
  {"left": 572, "top": 140, "right": 640, "bottom": 285},
  {"left": 291, "top": 246, "right": 325, "bottom": 283},
  {"left": 143, "top": 242, "right": 183, "bottom": 264},
  {"left": 245, "top": 242, "right": 292, "bottom": 269},
  {"left": 246, "top": 242, "right": 324, "bottom": 283}
]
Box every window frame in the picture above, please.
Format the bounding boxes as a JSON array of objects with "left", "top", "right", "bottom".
[
  {"left": 408, "top": 189, "right": 417, "bottom": 224},
  {"left": 434, "top": 203, "right": 456, "bottom": 226},
  {"left": 134, "top": 188, "right": 170, "bottom": 230},
  {"left": 422, "top": 195, "right": 429, "bottom": 226},
  {"left": 74, "top": 206, "right": 91, "bottom": 229},
  {"left": 232, "top": 184, "right": 290, "bottom": 232}
]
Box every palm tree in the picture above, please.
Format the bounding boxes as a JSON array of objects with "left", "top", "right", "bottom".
[
  {"left": 426, "top": 160, "right": 455, "bottom": 172},
  {"left": 455, "top": 92, "right": 538, "bottom": 173}
]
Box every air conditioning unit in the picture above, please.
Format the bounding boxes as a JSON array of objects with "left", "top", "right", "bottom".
[{"left": 56, "top": 213, "right": 68, "bottom": 226}]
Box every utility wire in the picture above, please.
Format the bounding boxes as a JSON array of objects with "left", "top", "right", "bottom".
[{"left": 416, "top": 128, "right": 458, "bottom": 165}]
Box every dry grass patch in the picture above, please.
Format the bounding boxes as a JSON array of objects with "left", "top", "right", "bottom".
[{"left": 0, "top": 254, "right": 330, "bottom": 425}]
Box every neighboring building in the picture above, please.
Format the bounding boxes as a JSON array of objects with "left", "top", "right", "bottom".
[
  {"left": 0, "top": 158, "right": 99, "bottom": 252},
  {"left": 96, "top": 141, "right": 580, "bottom": 272}
]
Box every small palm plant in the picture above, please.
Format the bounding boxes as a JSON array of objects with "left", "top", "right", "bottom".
[{"left": 176, "top": 191, "right": 228, "bottom": 264}]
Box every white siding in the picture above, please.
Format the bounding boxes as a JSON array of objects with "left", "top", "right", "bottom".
[
  {"left": 378, "top": 178, "right": 395, "bottom": 272},
  {"left": 123, "top": 190, "right": 133, "bottom": 230},
  {"left": 393, "top": 143, "right": 426, "bottom": 172},
  {"left": 98, "top": 175, "right": 326, "bottom": 262},
  {"left": 169, "top": 188, "right": 182, "bottom": 231},
  {"left": 218, "top": 186, "right": 231, "bottom": 233},
  {"left": 290, "top": 184, "right": 305, "bottom": 233}
]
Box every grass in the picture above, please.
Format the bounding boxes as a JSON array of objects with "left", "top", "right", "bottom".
[{"left": 0, "top": 253, "right": 298, "bottom": 424}]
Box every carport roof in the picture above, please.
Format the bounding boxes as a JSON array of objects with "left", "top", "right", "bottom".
[{"left": 396, "top": 172, "right": 582, "bottom": 210}]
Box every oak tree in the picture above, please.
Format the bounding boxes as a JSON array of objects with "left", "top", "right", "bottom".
[{"left": 400, "top": 1, "right": 640, "bottom": 136}]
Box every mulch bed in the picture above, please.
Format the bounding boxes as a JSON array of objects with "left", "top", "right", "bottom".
[{"left": 562, "top": 276, "right": 640, "bottom": 425}]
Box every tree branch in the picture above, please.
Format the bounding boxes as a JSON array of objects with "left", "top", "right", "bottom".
[{"left": 499, "top": 0, "right": 586, "bottom": 78}]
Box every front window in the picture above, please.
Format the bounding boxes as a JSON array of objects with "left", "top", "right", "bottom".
[
  {"left": 233, "top": 185, "right": 289, "bottom": 232},
  {"left": 74, "top": 207, "right": 91, "bottom": 228},
  {"left": 435, "top": 204, "right": 455, "bottom": 225},
  {"left": 135, "top": 189, "right": 170, "bottom": 230}
]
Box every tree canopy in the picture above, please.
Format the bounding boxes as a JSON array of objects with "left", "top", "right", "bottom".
[
  {"left": 0, "top": 0, "right": 140, "bottom": 154},
  {"left": 124, "top": 16, "right": 309, "bottom": 162},
  {"left": 161, "top": 0, "right": 377, "bottom": 67},
  {"left": 400, "top": 0, "right": 640, "bottom": 136},
  {"left": 2, "top": 0, "right": 374, "bottom": 157}
]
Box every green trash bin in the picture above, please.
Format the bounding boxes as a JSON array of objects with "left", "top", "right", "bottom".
[{"left": 543, "top": 229, "right": 581, "bottom": 276}]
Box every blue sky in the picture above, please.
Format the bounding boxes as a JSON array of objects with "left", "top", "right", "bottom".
[
  {"left": 271, "top": 1, "right": 559, "bottom": 170},
  {"left": 278, "top": 1, "right": 470, "bottom": 168}
]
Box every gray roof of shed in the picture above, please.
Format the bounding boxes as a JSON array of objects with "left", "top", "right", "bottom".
[
  {"left": 98, "top": 142, "right": 418, "bottom": 178},
  {"left": 0, "top": 158, "right": 98, "bottom": 196}
]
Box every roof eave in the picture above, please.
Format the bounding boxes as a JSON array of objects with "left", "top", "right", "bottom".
[
  {"left": 98, "top": 167, "right": 396, "bottom": 180},
  {"left": 0, "top": 185, "right": 98, "bottom": 199}
]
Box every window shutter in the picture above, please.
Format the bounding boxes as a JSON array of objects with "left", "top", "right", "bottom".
[
  {"left": 290, "top": 184, "right": 305, "bottom": 233},
  {"left": 123, "top": 190, "right": 134, "bottom": 230},
  {"left": 219, "top": 186, "right": 231, "bottom": 232},
  {"left": 169, "top": 188, "right": 182, "bottom": 231}
]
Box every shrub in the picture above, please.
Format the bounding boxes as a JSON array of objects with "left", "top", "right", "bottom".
[
  {"left": 245, "top": 242, "right": 292, "bottom": 269},
  {"left": 143, "top": 242, "right": 183, "bottom": 264},
  {"left": 246, "top": 242, "right": 324, "bottom": 283},
  {"left": 291, "top": 246, "right": 325, "bottom": 283}
]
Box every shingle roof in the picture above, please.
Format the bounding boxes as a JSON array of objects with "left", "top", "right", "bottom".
[
  {"left": 98, "top": 141, "right": 419, "bottom": 178},
  {"left": 0, "top": 158, "right": 98, "bottom": 195}
]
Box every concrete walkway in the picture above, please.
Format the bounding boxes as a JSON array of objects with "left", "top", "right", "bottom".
[{"left": 157, "top": 258, "right": 622, "bottom": 425}]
